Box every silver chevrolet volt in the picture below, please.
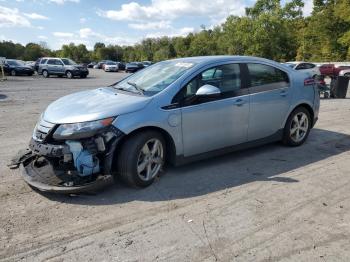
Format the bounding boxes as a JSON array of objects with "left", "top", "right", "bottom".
[{"left": 18, "top": 56, "right": 320, "bottom": 192}]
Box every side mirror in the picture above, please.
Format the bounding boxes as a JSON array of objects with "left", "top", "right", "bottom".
[{"left": 195, "top": 84, "right": 221, "bottom": 97}]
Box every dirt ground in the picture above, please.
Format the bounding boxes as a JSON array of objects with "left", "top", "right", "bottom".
[{"left": 1, "top": 70, "right": 350, "bottom": 262}]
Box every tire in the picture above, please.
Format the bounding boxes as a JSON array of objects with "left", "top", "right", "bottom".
[
  {"left": 117, "top": 131, "right": 166, "bottom": 188},
  {"left": 324, "top": 92, "right": 330, "bottom": 99},
  {"left": 282, "top": 107, "right": 311, "bottom": 147},
  {"left": 65, "top": 71, "right": 73, "bottom": 79},
  {"left": 11, "top": 70, "right": 16, "bottom": 76},
  {"left": 345, "top": 73, "right": 350, "bottom": 78},
  {"left": 42, "top": 70, "right": 49, "bottom": 78}
]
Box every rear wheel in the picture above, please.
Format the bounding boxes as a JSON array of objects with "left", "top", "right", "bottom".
[
  {"left": 117, "top": 131, "right": 165, "bottom": 187},
  {"left": 11, "top": 70, "right": 16, "bottom": 76},
  {"left": 282, "top": 107, "right": 311, "bottom": 146},
  {"left": 42, "top": 70, "right": 49, "bottom": 78}
]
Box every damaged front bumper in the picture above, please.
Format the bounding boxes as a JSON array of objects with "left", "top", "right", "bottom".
[{"left": 14, "top": 126, "right": 124, "bottom": 193}]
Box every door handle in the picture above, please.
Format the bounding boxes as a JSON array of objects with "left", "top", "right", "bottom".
[
  {"left": 233, "top": 98, "right": 245, "bottom": 106},
  {"left": 280, "top": 90, "right": 288, "bottom": 97}
]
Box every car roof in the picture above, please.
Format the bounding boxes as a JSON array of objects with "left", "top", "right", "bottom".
[{"left": 166, "top": 56, "right": 288, "bottom": 68}]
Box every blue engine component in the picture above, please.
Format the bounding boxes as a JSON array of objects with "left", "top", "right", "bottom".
[{"left": 66, "top": 141, "right": 100, "bottom": 176}]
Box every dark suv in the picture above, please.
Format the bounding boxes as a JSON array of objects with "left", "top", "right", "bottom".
[{"left": 38, "top": 57, "right": 89, "bottom": 78}]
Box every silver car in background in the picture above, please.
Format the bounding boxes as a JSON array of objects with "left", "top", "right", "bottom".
[
  {"left": 284, "top": 62, "right": 321, "bottom": 78},
  {"left": 19, "top": 56, "right": 320, "bottom": 193},
  {"left": 38, "top": 57, "right": 89, "bottom": 78}
]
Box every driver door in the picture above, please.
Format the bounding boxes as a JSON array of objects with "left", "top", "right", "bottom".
[{"left": 178, "top": 63, "right": 250, "bottom": 157}]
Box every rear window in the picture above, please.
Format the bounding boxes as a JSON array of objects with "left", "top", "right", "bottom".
[{"left": 247, "top": 63, "right": 289, "bottom": 88}]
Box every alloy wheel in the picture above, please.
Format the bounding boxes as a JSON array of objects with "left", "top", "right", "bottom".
[
  {"left": 137, "top": 138, "right": 164, "bottom": 181},
  {"left": 290, "top": 112, "right": 309, "bottom": 143}
]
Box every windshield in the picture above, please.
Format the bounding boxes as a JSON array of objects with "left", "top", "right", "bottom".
[
  {"left": 61, "top": 58, "right": 77, "bottom": 65},
  {"left": 115, "top": 61, "right": 196, "bottom": 96},
  {"left": 7, "top": 60, "right": 24, "bottom": 66}
]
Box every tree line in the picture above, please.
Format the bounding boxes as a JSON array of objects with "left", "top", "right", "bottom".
[{"left": 0, "top": 0, "right": 349, "bottom": 63}]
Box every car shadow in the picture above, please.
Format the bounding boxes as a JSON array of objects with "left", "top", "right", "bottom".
[
  {"left": 43, "top": 128, "right": 350, "bottom": 205},
  {"left": 0, "top": 94, "right": 7, "bottom": 100}
]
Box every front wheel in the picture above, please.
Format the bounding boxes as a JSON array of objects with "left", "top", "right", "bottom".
[
  {"left": 11, "top": 70, "right": 16, "bottom": 76},
  {"left": 282, "top": 107, "right": 311, "bottom": 146},
  {"left": 65, "top": 71, "right": 73, "bottom": 79},
  {"left": 117, "top": 131, "right": 166, "bottom": 187}
]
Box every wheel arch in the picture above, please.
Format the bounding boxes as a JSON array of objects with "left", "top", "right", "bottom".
[{"left": 284, "top": 103, "right": 315, "bottom": 128}]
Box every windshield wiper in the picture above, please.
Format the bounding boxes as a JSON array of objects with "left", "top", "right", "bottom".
[
  {"left": 127, "top": 81, "right": 144, "bottom": 95},
  {"left": 114, "top": 86, "right": 136, "bottom": 93}
]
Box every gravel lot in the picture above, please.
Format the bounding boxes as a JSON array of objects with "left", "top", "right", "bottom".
[{"left": 1, "top": 69, "right": 350, "bottom": 261}]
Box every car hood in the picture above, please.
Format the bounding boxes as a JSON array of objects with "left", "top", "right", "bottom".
[{"left": 43, "top": 87, "right": 152, "bottom": 124}]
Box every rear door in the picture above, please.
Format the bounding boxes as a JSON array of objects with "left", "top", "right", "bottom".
[{"left": 245, "top": 63, "right": 291, "bottom": 141}]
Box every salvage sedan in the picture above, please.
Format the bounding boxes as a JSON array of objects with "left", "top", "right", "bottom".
[{"left": 16, "top": 56, "right": 320, "bottom": 193}]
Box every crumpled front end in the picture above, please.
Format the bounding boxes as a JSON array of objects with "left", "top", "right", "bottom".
[{"left": 15, "top": 117, "right": 124, "bottom": 193}]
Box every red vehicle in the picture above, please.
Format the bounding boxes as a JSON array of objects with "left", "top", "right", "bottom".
[{"left": 319, "top": 64, "right": 350, "bottom": 78}]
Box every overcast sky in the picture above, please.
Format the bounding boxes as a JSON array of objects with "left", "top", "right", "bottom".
[{"left": 0, "top": 0, "right": 314, "bottom": 50}]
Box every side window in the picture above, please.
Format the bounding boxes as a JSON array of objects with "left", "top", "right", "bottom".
[
  {"left": 172, "top": 64, "right": 242, "bottom": 106},
  {"left": 186, "top": 64, "right": 241, "bottom": 97},
  {"left": 306, "top": 63, "right": 315, "bottom": 69},
  {"left": 55, "top": 60, "right": 63, "bottom": 65},
  {"left": 247, "top": 63, "right": 289, "bottom": 90},
  {"left": 40, "top": 59, "right": 47, "bottom": 64},
  {"left": 47, "top": 59, "right": 56, "bottom": 65}
]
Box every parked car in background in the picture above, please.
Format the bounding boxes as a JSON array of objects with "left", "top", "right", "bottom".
[
  {"left": 116, "top": 62, "right": 126, "bottom": 71},
  {"left": 142, "top": 61, "right": 152, "bottom": 67},
  {"left": 103, "top": 61, "right": 119, "bottom": 72},
  {"left": 284, "top": 62, "right": 320, "bottom": 78},
  {"left": 38, "top": 57, "right": 89, "bottom": 78},
  {"left": 319, "top": 64, "right": 350, "bottom": 78},
  {"left": 125, "top": 62, "right": 144, "bottom": 73},
  {"left": 95, "top": 61, "right": 108, "bottom": 69},
  {"left": 20, "top": 56, "right": 319, "bottom": 192},
  {"left": 25, "top": 61, "right": 35, "bottom": 69},
  {"left": 87, "top": 62, "right": 97, "bottom": 68},
  {"left": 339, "top": 69, "right": 350, "bottom": 78},
  {"left": 34, "top": 58, "right": 43, "bottom": 72},
  {"left": 3, "top": 59, "right": 34, "bottom": 76}
]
